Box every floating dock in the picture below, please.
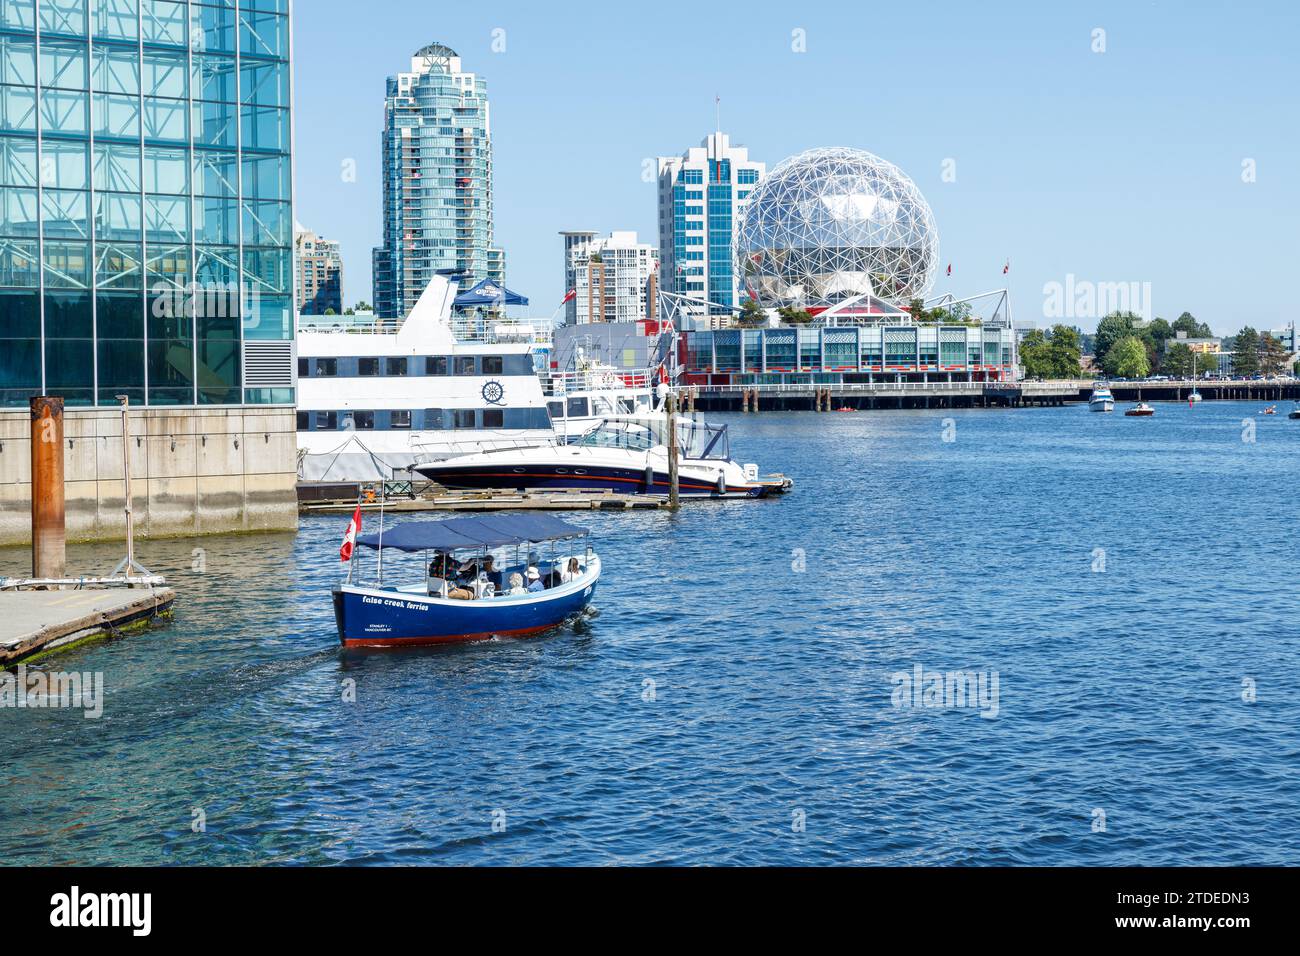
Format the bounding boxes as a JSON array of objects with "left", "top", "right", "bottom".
[{"left": 0, "top": 587, "right": 175, "bottom": 667}]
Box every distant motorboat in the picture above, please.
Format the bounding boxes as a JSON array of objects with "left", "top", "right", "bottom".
[
  {"left": 1188, "top": 390, "right": 1203, "bottom": 403},
  {"left": 1261, "top": 405, "right": 1277, "bottom": 416},
  {"left": 1088, "top": 381, "right": 1114, "bottom": 413},
  {"left": 1125, "top": 403, "right": 1155, "bottom": 417},
  {"left": 1289, "top": 404, "right": 1300, "bottom": 420}
]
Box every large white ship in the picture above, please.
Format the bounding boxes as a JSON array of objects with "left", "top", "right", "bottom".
[{"left": 296, "top": 275, "right": 555, "bottom": 481}]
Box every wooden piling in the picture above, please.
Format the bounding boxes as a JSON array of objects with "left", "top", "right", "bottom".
[{"left": 30, "top": 396, "right": 65, "bottom": 580}]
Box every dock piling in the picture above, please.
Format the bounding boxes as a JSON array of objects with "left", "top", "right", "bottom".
[{"left": 30, "top": 396, "right": 65, "bottom": 580}]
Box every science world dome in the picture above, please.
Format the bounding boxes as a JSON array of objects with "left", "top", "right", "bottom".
[{"left": 735, "top": 146, "right": 939, "bottom": 307}]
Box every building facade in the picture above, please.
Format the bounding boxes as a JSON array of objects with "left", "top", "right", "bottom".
[
  {"left": 0, "top": 0, "right": 297, "bottom": 543},
  {"left": 0, "top": 0, "right": 295, "bottom": 409},
  {"left": 294, "top": 224, "right": 341, "bottom": 314},
  {"left": 681, "top": 323, "right": 1017, "bottom": 386},
  {"left": 371, "top": 42, "right": 502, "bottom": 320},
  {"left": 561, "top": 230, "right": 656, "bottom": 325},
  {"left": 657, "top": 131, "right": 763, "bottom": 317}
]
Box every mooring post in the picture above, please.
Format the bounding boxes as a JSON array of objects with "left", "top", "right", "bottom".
[
  {"left": 30, "top": 395, "right": 66, "bottom": 580},
  {"left": 118, "top": 395, "right": 136, "bottom": 573},
  {"left": 666, "top": 391, "right": 680, "bottom": 510}
]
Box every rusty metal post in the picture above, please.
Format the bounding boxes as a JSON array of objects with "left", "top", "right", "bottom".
[{"left": 30, "top": 396, "right": 66, "bottom": 579}]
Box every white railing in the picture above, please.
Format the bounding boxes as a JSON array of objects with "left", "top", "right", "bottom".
[
  {"left": 702, "top": 381, "right": 994, "bottom": 394},
  {"left": 550, "top": 367, "right": 656, "bottom": 396}
]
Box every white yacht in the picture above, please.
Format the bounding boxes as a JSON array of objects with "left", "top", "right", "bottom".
[
  {"left": 416, "top": 414, "right": 785, "bottom": 499},
  {"left": 1089, "top": 381, "right": 1114, "bottom": 413},
  {"left": 296, "top": 275, "right": 555, "bottom": 481},
  {"left": 545, "top": 350, "right": 662, "bottom": 442}
]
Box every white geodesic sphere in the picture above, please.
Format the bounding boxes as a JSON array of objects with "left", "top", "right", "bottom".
[{"left": 736, "top": 146, "right": 939, "bottom": 306}]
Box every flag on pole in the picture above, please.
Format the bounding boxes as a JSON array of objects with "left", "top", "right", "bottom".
[
  {"left": 946, "top": 263, "right": 952, "bottom": 276},
  {"left": 560, "top": 288, "right": 576, "bottom": 305},
  {"left": 1002, "top": 259, "right": 1010, "bottom": 275},
  {"left": 339, "top": 505, "right": 362, "bottom": 562}
]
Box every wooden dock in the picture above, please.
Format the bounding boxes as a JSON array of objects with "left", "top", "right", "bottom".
[{"left": 0, "top": 587, "right": 175, "bottom": 667}]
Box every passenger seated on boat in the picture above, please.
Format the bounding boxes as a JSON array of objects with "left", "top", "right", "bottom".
[
  {"left": 526, "top": 567, "right": 545, "bottom": 593},
  {"left": 559, "top": 557, "right": 583, "bottom": 583},
  {"left": 446, "top": 583, "right": 475, "bottom": 600},
  {"left": 506, "top": 572, "right": 526, "bottom": 595},
  {"left": 473, "top": 572, "right": 495, "bottom": 599}
]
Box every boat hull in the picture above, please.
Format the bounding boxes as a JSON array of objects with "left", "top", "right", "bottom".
[
  {"left": 1089, "top": 400, "right": 1113, "bottom": 412},
  {"left": 416, "top": 461, "right": 766, "bottom": 498},
  {"left": 333, "top": 572, "right": 599, "bottom": 647}
]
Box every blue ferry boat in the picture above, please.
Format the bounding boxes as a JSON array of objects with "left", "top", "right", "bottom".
[{"left": 333, "top": 513, "right": 599, "bottom": 647}]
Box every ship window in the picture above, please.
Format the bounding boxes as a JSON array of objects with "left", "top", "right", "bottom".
[
  {"left": 358, "top": 357, "right": 379, "bottom": 376},
  {"left": 386, "top": 357, "right": 408, "bottom": 376},
  {"left": 425, "top": 356, "right": 448, "bottom": 375},
  {"left": 481, "top": 355, "right": 503, "bottom": 374},
  {"left": 390, "top": 410, "right": 412, "bottom": 429},
  {"left": 316, "top": 358, "right": 337, "bottom": 377},
  {"left": 296, "top": 411, "right": 309, "bottom": 430},
  {"left": 567, "top": 397, "right": 589, "bottom": 418},
  {"left": 350, "top": 411, "right": 375, "bottom": 430},
  {"left": 547, "top": 400, "right": 563, "bottom": 419},
  {"left": 482, "top": 408, "right": 504, "bottom": 428},
  {"left": 315, "top": 411, "right": 337, "bottom": 430},
  {"left": 453, "top": 409, "right": 475, "bottom": 429},
  {"left": 297, "top": 358, "right": 308, "bottom": 378},
  {"left": 454, "top": 356, "right": 476, "bottom": 375},
  {"left": 424, "top": 408, "right": 446, "bottom": 429}
]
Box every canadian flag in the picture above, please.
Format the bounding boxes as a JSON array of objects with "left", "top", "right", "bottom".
[
  {"left": 1002, "top": 259, "right": 1010, "bottom": 274},
  {"left": 946, "top": 263, "right": 952, "bottom": 276},
  {"left": 339, "top": 505, "right": 362, "bottom": 562},
  {"left": 560, "top": 288, "right": 576, "bottom": 305}
]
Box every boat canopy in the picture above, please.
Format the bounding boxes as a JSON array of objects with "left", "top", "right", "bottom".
[
  {"left": 355, "top": 513, "right": 587, "bottom": 553},
  {"left": 454, "top": 278, "right": 530, "bottom": 307}
]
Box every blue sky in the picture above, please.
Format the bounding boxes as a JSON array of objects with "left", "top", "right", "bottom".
[{"left": 292, "top": 0, "right": 1298, "bottom": 334}]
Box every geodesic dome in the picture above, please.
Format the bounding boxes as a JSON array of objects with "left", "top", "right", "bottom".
[{"left": 736, "top": 147, "right": 939, "bottom": 307}]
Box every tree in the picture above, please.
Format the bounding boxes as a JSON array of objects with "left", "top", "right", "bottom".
[
  {"left": 1171, "top": 311, "right": 1212, "bottom": 339},
  {"left": 1259, "top": 334, "right": 1289, "bottom": 376},
  {"left": 777, "top": 305, "right": 813, "bottom": 324},
  {"left": 1162, "top": 342, "right": 1195, "bottom": 378},
  {"left": 1020, "top": 325, "right": 1082, "bottom": 379},
  {"left": 1094, "top": 312, "right": 1143, "bottom": 367},
  {"left": 737, "top": 298, "right": 768, "bottom": 327},
  {"left": 1233, "top": 326, "right": 1260, "bottom": 376},
  {"left": 1104, "top": 335, "right": 1150, "bottom": 378}
]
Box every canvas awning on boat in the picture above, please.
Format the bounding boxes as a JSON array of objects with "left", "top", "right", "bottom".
[
  {"left": 355, "top": 513, "right": 587, "bottom": 553},
  {"left": 453, "top": 278, "right": 529, "bottom": 307}
]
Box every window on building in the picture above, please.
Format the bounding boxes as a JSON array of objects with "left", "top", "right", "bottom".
[{"left": 358, "top": 357, "right": 379, "bottom": 376}]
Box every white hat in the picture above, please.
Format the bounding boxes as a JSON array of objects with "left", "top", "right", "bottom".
[{"left": 526, "top": 566, "right": 540, "bottom": 580}]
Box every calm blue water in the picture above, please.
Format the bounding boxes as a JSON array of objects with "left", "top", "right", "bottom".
[{"left": 2, "top": 401, "right": 1297, "bottom": 865}]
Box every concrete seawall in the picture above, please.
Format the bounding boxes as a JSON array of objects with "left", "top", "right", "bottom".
[{"left": 0, "top": 407, "right": 298, "bottom": 547}]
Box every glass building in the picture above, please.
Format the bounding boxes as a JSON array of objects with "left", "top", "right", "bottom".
[
  {"left": 0, "top": 0, "right": 294, "bottom": 409},
  {"left": 372, "top": 42, "right": 503, "bottom": 321},
  {"left": 656, "top": 131, "right": 764, "bottom": 318}
]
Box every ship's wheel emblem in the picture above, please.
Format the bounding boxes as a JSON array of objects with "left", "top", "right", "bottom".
[{"left": 482, "top": 380, "right": 505, "bottom": 405}]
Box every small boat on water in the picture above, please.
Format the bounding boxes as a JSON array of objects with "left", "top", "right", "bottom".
[
  {"left": 1188, "top": 390, "right": 1203, "bottom": 404},
  {"left": 1125, "top": 402, "right": 1155, "bottom": 417},
  {"left": 1289, "top": 404, "right": 1300, "bottom": 420},
  {"left": 333, "top": 513, "right": 599, "bottom": 647},
  {"left": 1088, "top": 381, "right": 1115, "bottom": 413},
  {"left": 1261, "top": 405, "right": 1277, "bottom": 416}
]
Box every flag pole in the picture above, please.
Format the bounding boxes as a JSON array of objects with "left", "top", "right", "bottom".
[{"left": 376, "top": 483, "right": 386, "bottom": 587}]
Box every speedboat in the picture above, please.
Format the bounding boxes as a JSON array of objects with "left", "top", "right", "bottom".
[
  {"left": 416, "top": 414, "right": 780, "bottom": 498},
  {"left": 1124, "top": 402, "right": 1155, "bottom": 417},
  {"left": 333, "top": 512, "right": 599, "bottom": 647},
  {"left": 1289, "top": 404, "right": 1300, "bottom": 420},
  {"left": 1088, "top": 381, "right": 1114, "bottom": 413},
  {"left": 1261, "top": 405, "right": 1277, "bottom": 415},
  {"left": 1188, "top": 390, "right": 1203, "bottom": 403}
]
